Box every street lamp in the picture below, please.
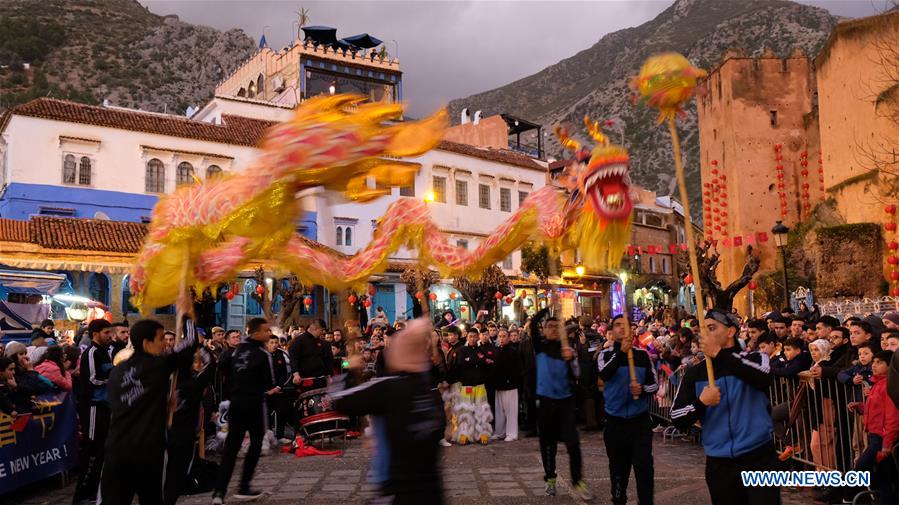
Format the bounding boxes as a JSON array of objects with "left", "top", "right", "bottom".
[
  {"left": 772, "top": 220, "right": 790, "bottom": 307},
  {"left": 575, "top": 264, "right": 586, "bottom": 277}
]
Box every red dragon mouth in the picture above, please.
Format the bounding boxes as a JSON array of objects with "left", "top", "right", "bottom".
[{"left": 585, "top": 163, "right": 632, "bottom": 221}]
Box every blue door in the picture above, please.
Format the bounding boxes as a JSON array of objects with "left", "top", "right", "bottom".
[{"left": 374, "top": 284, "right": 396, "bottom": 324}]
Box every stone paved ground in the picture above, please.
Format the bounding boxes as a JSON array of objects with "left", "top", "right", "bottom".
[{"left": 11, "top": 430, "right": 815, "bottom": 504}]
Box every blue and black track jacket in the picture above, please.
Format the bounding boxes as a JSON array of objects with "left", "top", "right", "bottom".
[
  {"left": 597, "top": 342, "right": 658, "bottom": 419},
  {"left": 670, "top": 346, "right": 774, "bottom": 458}
]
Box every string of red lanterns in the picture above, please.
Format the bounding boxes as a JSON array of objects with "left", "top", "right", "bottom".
[
  {"left": 774, "top": 144, "right": 788, "bottom": 219},
  {"left": 703, "top": 161, "right": 713, "bottom": 242},
  {"left": 800, "top": 150, "right": 811, "bottom": 218}
]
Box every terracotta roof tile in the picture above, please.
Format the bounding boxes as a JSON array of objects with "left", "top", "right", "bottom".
[
  {"left": 0, "top": 219, "right": 29, "bottom": 242},
  {"left": 8, "top": 98, "right": 277, "bottom": 147},
  {"left": 437, "top": 140, "right": 546, "bottom": 171},
  {"left": 27, "top": 217, "right": 148, "bottom": 253}
]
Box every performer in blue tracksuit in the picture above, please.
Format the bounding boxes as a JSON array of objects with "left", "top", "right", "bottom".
[
  {"left": 597, "top": 314, "right": 657, "bottom": 505},
  {"left": 671, "top": 308, "right": 779, "bottom": 505}
]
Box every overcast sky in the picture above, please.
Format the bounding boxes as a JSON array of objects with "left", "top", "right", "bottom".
[{"left": 140, "top": 0, "right": 888, "bottom": 117}]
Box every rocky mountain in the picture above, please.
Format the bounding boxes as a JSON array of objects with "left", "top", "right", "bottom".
[
  {"left": 0, "top": 0, "right": 257, "bottom": 113},
  {"left": 448, "top": 0, "right": 838, "bottom": 219}
]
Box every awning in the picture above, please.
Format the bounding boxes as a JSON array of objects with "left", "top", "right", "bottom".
[
  {"left": 341, "top": 33, "right": 383, "bottom": 49},
  {"left": 0, "top": 268, "right": 67, "bottom": 295},
  {"left": 575, "top": 289, "right": 606, "bottom": 297},
  {"left": 302, "top": 26, "right": 337, "bottom": 45}
]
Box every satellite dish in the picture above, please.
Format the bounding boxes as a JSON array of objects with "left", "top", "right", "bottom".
[{"left": 94, "top": 211, "right": 110, "bottom": 220}]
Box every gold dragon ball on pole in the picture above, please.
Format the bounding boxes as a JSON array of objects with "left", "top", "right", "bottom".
[{"left": 632, "top": 53, "right": 716, "bottom": 386}]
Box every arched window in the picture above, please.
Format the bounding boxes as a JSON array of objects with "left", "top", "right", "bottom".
[
  {"left": 206, "top": 165, "right": 222, "bottom": 179},
  {"left": 247, "top": 80, "right": 256, "bottom": 98},
  {"left": 88, "top": 273, "right": 110, "bottom": 306},
  {"left": 122, "top": 275, "right": 137, "bottom": 314},
  {"left": 336, "top": 226, "right": 343, "bottom": 246},
  {"left": 237, "top": 88, "right": 246, "bottom": 97},
  {"left": 146, "top": 158, "right": 165, "bottom": 193},
  {"left": 63, "top": 154, "right": 76, "bottom": 184},
  {"left": 256, "top": 74, "right": 264, "bottom": 97},
  {"left": 79, "top": 156, "right": 91, "bottom": 185},
  {"left": 176, "top": 161, "right": 194, "bottom": 185},
  {"left": 345, "top": 227, "right": 352, "bottom": 246}
]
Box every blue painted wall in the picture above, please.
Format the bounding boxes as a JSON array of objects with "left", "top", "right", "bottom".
[
  {"left": 0, "top": 182, "right": 319, "bottom": 242},
  {"left": 0, "top": 183, "right": 158, "bottom": 222}
]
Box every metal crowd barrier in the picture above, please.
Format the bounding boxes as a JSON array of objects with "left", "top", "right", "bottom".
[{"left": 648, "top": 367, "right": 863, "bottom": 472}]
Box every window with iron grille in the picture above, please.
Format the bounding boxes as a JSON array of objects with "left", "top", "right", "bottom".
[
  {"left": 63, "top": 155, "right": 76, "bottom": 184},
  {"left": 456, "top": 239, "right": 468, "bottom": 250},
  {"left": 519, "top": 191, "right": 529, "bottom": 206},
  {"left": 479, "top": 184, "right": 491, "bottom": 209},
  {"left": 146, "top": 159, "right": 165, "bottom": 193},
  {"left": 399, "top": 185, "right": 414, "bottom": 197},
  {"left": 177, "top": 162, "right": 194, "bottom": 185},
  {"left": 455, "top": 180, "right": 468, "bottom": 206},
  {"left": 433, "top": 176, "right": 446, "bottom": 203},
  {"left": 502, "top": 255, "right": 513, "bottom": 269},
  {"left": 77, "top": 157, "right": 91, "bottom": 185},
  {"left": 336, "top": 226, "right": 343, "bottom": 246},
  {"left": 500, "top": 188, "right": 511, "bottom": 212},
  {"left": 206, "top": 165, "right": 222, "bottom": 179}
]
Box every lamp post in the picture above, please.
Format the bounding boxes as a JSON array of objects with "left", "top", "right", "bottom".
[{"left": 772, "top": 220, "right": 790, "bottom": 308}]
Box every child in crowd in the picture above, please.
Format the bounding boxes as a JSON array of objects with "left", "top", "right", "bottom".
[
  {"left": 848, "top": 350, "right": 898, "bottom": 504},
  {"left": 839, "top": 341, "right": 875, "bottom": 403}
]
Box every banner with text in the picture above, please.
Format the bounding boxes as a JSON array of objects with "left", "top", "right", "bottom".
[{"left": 0, "top": 392, "right": 78, "bottom": 494}]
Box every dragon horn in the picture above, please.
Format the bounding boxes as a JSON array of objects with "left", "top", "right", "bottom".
[
  {"left": 584, "top": 115, "right": 608, "bottom": 145},
  {"left": 553, "top": 125, "right": 581, "bottom": 152}
]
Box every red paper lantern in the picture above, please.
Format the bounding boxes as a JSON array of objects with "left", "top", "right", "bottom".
[
  {"left": 415, "top": 292, "right": 423, "bottom": 300},
  {"left": 684, "top": 274, "right": 693, "bottom": 285},
  {"left": 888, "top": 256, "right": 899, "bottom": 265},
  {"left": 255, "top": 284, "right": 265, "bottom": 295},
  {"left": 225, "top": 292, "right": 235, "bottom": 301},
  {"left": 711, "top": 168, "right": 719, "bottom": 175},
  {"left": 505, "top": 296, "right": 513, "bottom": 304},
  {"left": 891, "top": 271, "right": 899, "bottom": 281},
  {"left": 303, "top": 297, "right": 313, "bottom": 307},
  {"left": 885, "top": 205, "right": 897, "bottom": 215},
  {"left": 429, "top": 292, "right": 437, "bottom": 301},
  {"left": 494, "top": 291, "right": 503, "bottom": 300},
  {"left": 363, "top": 299, "right": 372, "bottom": 308},
  {"left": 460, "top": 306, "right": 467, "bottom": 312},
  {"left": 890, "top": 240, "right": 899, "bottom": 251},
  {"left": 450, "top": 292, "right": 457, "bottom": 300},
  {"left": 886, "top": 222, "right": 897, "bottom": 231},
  {"left": 748, "top": 280, "right": 758, "bottom": 290},
  {"left": 711, "top": 160, "right": 718, "bottom": 165},
  {"left": 801, "top": 170, "right": 809, "bottom": 177},
  {"left": 369, "top": 285, "right": 376, "bottom": 295},
  {"left": 801, "top": 151, "right": 808, "bottom": 157},
  {"left": 892, "top": 287, "right": 899, "bottom": 297},
  {"left": 348, "top": 294, "right": 358, "bottom": 305}
]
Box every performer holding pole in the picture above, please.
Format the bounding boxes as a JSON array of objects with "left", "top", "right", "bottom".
[
  {"left": 632, "top": 52, "right": 715, "bottom": 387},
  {"left": 597, "top": 314, "right": 657, "bottom": 505}
]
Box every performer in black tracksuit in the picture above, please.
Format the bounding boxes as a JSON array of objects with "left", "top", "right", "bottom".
[
  {"left": 73, "top": 319, "right": 113, "bottom": 505},
  {"left": 100, "top": 318, "right": 197, "bottom": 504},
  {"left": 596, "top": 315, "right": 657, "bottom": 505},
  {"left": 266, "top": 334, "right": 292, "bottom": 441},
  {"left": 331, "top": 319, "right": 446, "bottom": 505},
  {"left": 213, "top": 318, "right": 279, "bottom": 504},
  {"left": 671, "top": 309, "right": 779, "bottom": 505},
  {"left": 165, "top": 341, "right": 216, "bottom": 505}
]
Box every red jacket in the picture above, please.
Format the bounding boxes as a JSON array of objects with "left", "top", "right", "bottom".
[
  {"left": 862, "top": 375, "right": 899, "bottom": 451},
  {"left": 35, "top": 361, "right": 72, "bottom": 392}
]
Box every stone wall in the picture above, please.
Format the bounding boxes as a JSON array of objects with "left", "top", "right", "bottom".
[{"left": 814, "top": 223, "right": 883, "bottom": 298}]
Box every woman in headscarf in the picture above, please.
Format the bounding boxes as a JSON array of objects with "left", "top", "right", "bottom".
[{"left": 808, "top": 338, "right": 836, "bottom": 471}]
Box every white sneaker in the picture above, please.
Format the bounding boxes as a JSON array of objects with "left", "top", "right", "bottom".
[
  {"left": 438, "top": 439, "right": 452, "bottom": 447},
  {"left": 492, "top": 434, "right": 505, "bottom": 440},
  {"left": 278, "top": 438, "right": 291, "bottom": 445},
  {"left": 504, "top": 436, "right": 517, "bottom": 442}
]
